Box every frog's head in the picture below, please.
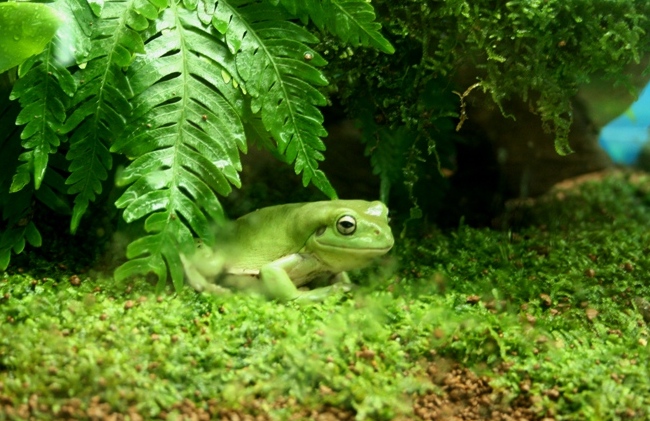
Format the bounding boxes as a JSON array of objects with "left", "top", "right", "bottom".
[{"left": 304, "top": 200, "right": 394, "bottom": 271}]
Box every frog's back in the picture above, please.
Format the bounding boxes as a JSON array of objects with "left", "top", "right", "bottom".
[{"left": 227, "top": 203, "right": 310, "bottom": 269}]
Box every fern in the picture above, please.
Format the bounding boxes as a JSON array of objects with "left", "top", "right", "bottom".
[
  {"left": 275, "top": 0, "right": 394, "bottom": 54},
  {"left": 0, "top": 99, "right": 72, "bottom": 270},
  {"left": 0, "top": 98, "right": 36, "bottom": 269},
  {"left": 9, "top": 45, "right": 75, "bottom": 193},
  {"left": 209, "top": 0, "right": 335, "bottom": 197},
  {"left": 0, "top": 2, "right": 81, "bottom": 269},
  {"left": 62, "top": 0, "right": 165, "bottom": 233},
  {"left": 111, "top": 1, "right": 248, "bottom": 291}
]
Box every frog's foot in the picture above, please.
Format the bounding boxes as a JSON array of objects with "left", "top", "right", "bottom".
[
  {"left": 198, "top": 283, "right": 233, "bottom": 295},
  {"left": 293, "top": 283, "right": 354, "bottom": 303},
  {"left": 181, "top": 253, "right": 232, "bottom": 295},
  {"left": 259, "top": 262, "right": 354, "bottom": 303}
]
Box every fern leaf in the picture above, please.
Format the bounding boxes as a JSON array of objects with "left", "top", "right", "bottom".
[
  {"left": 111, "top": 2, "right": 247, "bottom": 291},
  {"left": 8, "top": 44, "right": 75, "bottom": 193},
  {"left": 275, "top": 0, "right": 394, "bottom": 54},
  {"left": 62, "top": 0, "right": 166, "bottom": 233},
  {"left": 209, "top": 0, "right": 336, "bottom": 197},
  {"left": 51, "top": 0, "right": 95, "bottom": 65},
  {"left": 0, "top": 99, "right": 44, "bottom": 270}
]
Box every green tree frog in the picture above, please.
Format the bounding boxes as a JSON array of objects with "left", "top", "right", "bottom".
[{"left": 181, "top": 200, "right": 394, "bottom": 302}]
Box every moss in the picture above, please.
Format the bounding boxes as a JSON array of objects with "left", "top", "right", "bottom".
[{"left": 2, "top": 171, "right": 650, "bottom": 419}]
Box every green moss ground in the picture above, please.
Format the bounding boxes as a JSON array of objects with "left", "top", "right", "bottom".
[{"left": 1, "top": 171, "right": 650, "bottom": 420}]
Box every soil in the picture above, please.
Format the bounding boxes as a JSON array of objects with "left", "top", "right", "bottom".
[
  {"left": 0, "top": 360, "right": 543, "bottom": 420},
  {"left": 413, "top": 361, "right": 541, "bottom": 421}
]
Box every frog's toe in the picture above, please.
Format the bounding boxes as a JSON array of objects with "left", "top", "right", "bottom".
[
  {"left": 200, "top": 283, "right": 233, "bottom": 295},
  {"left": 292, "top": 284, "right": 353, "bottom": 303},
  {"left": 334, "top": 282, "right": 356, "bottom": 293}
]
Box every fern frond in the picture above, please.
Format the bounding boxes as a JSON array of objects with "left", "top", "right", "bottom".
[
  {"left": 50, "top": 0, "right": 95, "bottom": 64},
  {"left": 209, "top": 0, "right": 336, "bottom": 197},
  {"left": 0, "top": 186, "right": 42, "bottom": 271},
  {"left": 0, "top": 100, "right": 42, "bottom": 270},
  {"left": 111, "top": 2, "right": 247, "bottom": 291},
  {"left": 275, "top": 0, "right": 394, "bottom": 54},
  {"left": 9, "top": 44, "right": 75, "bottom": 193},
  {"left": 62, "top": 0, "right": 166, "bottom": 233}
]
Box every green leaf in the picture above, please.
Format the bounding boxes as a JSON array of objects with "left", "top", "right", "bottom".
[
  {"left": 0, "top": 185, "right": 40, "bottom": 270},
  {"left": 0, "top": 249, "right": 9, "bottom": 271},
  {"left": 50, "top": 0, "right": 95, "bottom": 64},
  {"left": 24, "top": 222, "right": 43, "bottom": 248},
  {"left": 208, "top": 0, "right": 336, "bottom": 198},
  {"left": 112, "top": 2, "right": 246, "bottom": 291},
  {"left": 9, "top": 43, "right": 72, "bottom": 191},
  {"left": 35, "top": 168, "right": 73, "bottom": 215},
  {"left": 0, "top": 95, "right": 32, "bottom": 270},
  {"left": 12, "top": 236, "right": 26, "bottom": 254},
  {"left": 0, "top": 2, "right": 63, "bottom": 73},
  {"left": 9, "top": 157, "right": 31, "bottom": 193},
  {"left": 62, "top": 0, "right": 164, "bottom": 233},
  {"left": 277, "top": 0, "right": 394, "bottom": 54}
]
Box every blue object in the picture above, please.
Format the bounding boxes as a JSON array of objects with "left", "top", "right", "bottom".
[{"left": 599, "top": 84, "right": 650, "bottom": 165}]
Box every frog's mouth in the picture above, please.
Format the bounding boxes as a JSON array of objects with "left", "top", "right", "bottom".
[{"left": 313, "top": 240, "right": 393, "bottom": 254}]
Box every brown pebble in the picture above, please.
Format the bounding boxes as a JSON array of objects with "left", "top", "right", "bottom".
[
  {"left": 319, "top": 385, "right": 333, "bottom": 395},
  {"left": 586, "top": 308, "right": 598, "bottom": 321},
  {"left": 546, "top": 388, "right": 560, "bottom": 400},
  {"left": 356, "top": 349, "right": 376, "bottom": 360},
  {"left": 466, "top": 295, "right": 480, "bottom": 304}
]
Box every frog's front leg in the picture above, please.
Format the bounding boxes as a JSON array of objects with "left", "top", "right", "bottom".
[
  {"left": 260, "top": 254, "right": 349, "bottom": 302},
  {"left": 258, "top": 254, "right": 312, "bottom": 301}
]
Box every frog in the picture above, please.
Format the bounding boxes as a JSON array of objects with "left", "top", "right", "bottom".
[{"left": 180, "top": 200, "right": 394, "bottom": 302}]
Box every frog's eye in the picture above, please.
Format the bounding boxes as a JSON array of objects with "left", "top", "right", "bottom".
[{"left": 336, "top": 215, "right": 356, "bottom": 235}]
